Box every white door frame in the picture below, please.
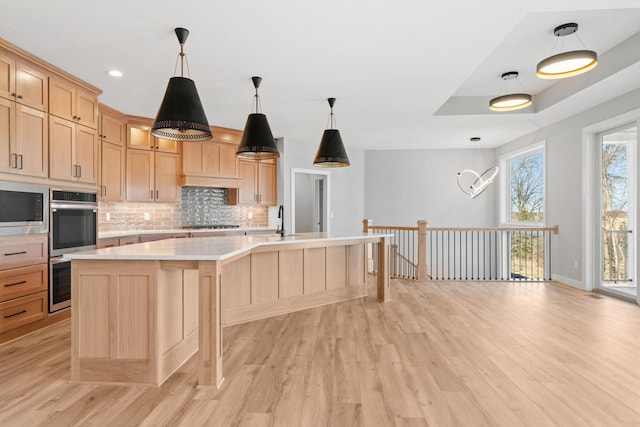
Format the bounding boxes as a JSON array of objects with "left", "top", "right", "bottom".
[
  {"left": 582, "top": 108, "right": 639, "bottom": 304},
  {"left": 290, "top": 168, "right": 330, "bottom": 234}
]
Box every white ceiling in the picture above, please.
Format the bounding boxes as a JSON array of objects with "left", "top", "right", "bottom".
[{"left": 1, "top": 0, "right": 640, "bottom": 151}]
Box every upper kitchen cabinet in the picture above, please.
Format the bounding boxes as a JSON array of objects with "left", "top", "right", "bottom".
[
  {"left": 49, "top": 78, "right": 99, "bottom": 130},
  {"left": 126, "top": 116, "right": 179, "bottom": 153},
  {"left": 237, "top": 159, "right": 276, "bottom": 206},
  {"left": 49, "top": 116, "right": 98, "bottom": 184},
  {"left": 0, "top": 52, "right": 48, "bottom": 112},
  {"left": 0, "top": 97, "right": 48, "bottom": 177},
  {"left": 181, "top": 126, "right": 241, "bottom": 188},
  {"left": 99, "top": 104, "right": 125, "bottom": 146},
  {"left": 126, "top": 148, "right": 181, "bottom": 203}
]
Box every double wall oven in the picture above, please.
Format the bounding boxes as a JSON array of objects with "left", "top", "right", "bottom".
[{"left": 49, "top": 189, "right": 97, "bottom": 312}]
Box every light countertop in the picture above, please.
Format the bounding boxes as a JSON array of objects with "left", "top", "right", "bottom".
[{"left": 67, "top": 232, "right": 392, "bottom": 262}]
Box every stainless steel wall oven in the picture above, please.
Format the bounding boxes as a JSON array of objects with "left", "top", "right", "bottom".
[{"left": 49, "top": 189, "right": 97, "bottom": 312}]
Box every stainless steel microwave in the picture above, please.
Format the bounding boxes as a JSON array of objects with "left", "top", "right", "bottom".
[{"left": 0, "top": 181, "right": 49, "bottom": 236}]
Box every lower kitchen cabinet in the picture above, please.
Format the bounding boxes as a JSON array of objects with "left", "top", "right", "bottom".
[{"left": 0, "top": 292, "right": 47, "bottom": 334}]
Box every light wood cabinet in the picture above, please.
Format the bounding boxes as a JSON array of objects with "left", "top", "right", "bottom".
[
  {"left": 127, "top": 117, "right": 178, "bottom": 153},
  {"left": 0, "top": 98, "right": 48, "bottom": 177},
  {"left": 182, "top": 141, "right": 238, "bottom": 177},
  {"left": 0, "top": 235, "right": 48, "bottom": 336},
  {"left": 100, "top": 141, "right": 125, "bottom": 201},
  {"left": 0, "top": 53, "right": 48, "bottom": 111},
  {"left": 49, "top": 116, "right": 98, "bottom": 184},
  {"left": 99, "top": 104, "right": 125, "bottom": 146},
  {"left": 49, "top": 78, "right": 98, "bottom": 129},
  {"left": 238, "top": 159, "right": 276, "bottom": 206},
  {"left": 97, "top": 237, "right": 120, "bottom": 249},
  {"left": 126, "top": 149, "right": 181, "bottom": 203}
]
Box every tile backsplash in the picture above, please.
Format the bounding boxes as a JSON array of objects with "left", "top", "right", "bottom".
[{"left": 98, "top": 187, "right": 268, "bottom": 233}]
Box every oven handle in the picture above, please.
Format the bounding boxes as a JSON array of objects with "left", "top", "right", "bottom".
[
  {"left": 51, "top": 203, "right": 98, "bottom": 211},
  {"left": 50, "top": 257, "right": 71, "bottom": 265}
]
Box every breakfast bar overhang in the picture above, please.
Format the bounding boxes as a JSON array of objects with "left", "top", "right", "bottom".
[{"left": 66, "top": 232, "right": 392, "bottom": 388}]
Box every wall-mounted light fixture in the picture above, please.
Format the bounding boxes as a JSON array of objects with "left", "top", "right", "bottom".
[
  {"left": 151, "top": 28, "right": 212, "bottom": 141},
  {"left": 536, "top": 23, "right": 597, "bottom": 79},
  {"left": 489, "top": 71, "right": 532, "bottom": 112},
  {"left": 313, "top": 98, "right": 350, "bottom": 168},
  {"left": 236, "top": 76, "right": 280, "bottom": 160}
]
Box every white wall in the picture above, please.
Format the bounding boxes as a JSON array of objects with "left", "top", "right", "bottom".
[
  {"left": 497, "top": 88, "right": 640, "bottom": 289},
  {"left": 294, "top": 173, "right": 315, "bottom": 232},
  {"left": 277, "top": 137, "right": 365, "bottom": 235},
  {"left": 364, "top": 149, "right": 497, "bottom": 227}
]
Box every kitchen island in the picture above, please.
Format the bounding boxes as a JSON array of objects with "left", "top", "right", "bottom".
[{"left": 66, "top": 232, "right": 391, "bottom": 388}]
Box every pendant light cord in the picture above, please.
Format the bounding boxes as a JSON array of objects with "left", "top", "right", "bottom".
[
  {"left": 173, "top": 43, "right": 191, "bottom": 78},
  {"left": 252, "top": 88, "right": 263, "bottom": 114}
]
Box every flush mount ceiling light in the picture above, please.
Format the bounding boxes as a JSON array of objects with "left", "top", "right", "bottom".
[
  {"left": 314, "top": 98, "right": 350, "bottom": 168},
  {"left": 489, "top": 71, "right": 532, "bottom": 112},
  {"left": 236, "top": 76, "right": 279, "bottom": 160},
  {"left": 151, "top": 28, "right": 212, "bottom": 142},
  {"left": 456, "top": 137, "right": 499, "bottom": 199},
  {"left": 536, "top": 23, "right": 598, "bottom": 79}
]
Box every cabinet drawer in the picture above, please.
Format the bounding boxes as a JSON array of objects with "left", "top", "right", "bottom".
[
  {"left": 0, "top": 235, "right": 47, "bottom": 270},
  {"left": 0, "top": 263, "right": 48, "bottom": 302},
  {"left": 0, "top": 291, "right": 47, "bottom": 334},
  {"left": 119, "top": 236, "right": 140, "bottom": 246},
  {"left": 97, "top": 237, "right": 120, "bottom": 248}
]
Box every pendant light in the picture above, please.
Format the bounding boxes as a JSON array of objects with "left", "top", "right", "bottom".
[
  {"left": 313, "top": 98, "right": 350, "bottom": 168},
  {"left": 536, "top": 23, "right": 597, "bottom": 79},
  {"left": 489, "top": 72, "right": 532, "bottom": 112},
  {"left": 456, "top": 137, "right": 499, "bottom": 199},
  {"left": 151, "top": 28, "right": 212, "bottom": 141},
  {"left": 236, "top": 76, "right": 279, "bottom": 160}
]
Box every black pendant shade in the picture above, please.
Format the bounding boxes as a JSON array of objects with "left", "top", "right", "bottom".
[
  {"left": 237, "top": 113, "right": 279, "bottom": 160},
  {"left": 151, "top": 28, "right": 212, "bottom": 142},
  {"left": 151, "top": 76, "right": 212, "bottom": 141},
  {"left": 314, "top": 98, "right": 350, "bottom": 168},
  {"left": 236, "top": 76, "right": 280, "bottom": 160}
]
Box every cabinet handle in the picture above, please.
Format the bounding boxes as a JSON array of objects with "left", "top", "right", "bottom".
[
  {"left": 156, "top": 190, "right": 159, "bottom": 199},
  {"left": 72, "top": 165, "right": 77, "bottom": 177},
  {"left": 104, "top": 244, "right": 115, "bottom": 248},
  {"left": 17, "top": 95, "right": 22, "bottom": 99},
  {"left": 77, "top": 117, "right": 81, "bottom": 121},
  {"left": 4, "top": 310, "right": 27, "bottom": 319},
  {"left": 102, "top": 185, "right": 107, "bottom": 196},
  {"left": 10, "top": 93, "right": 16, "bottom": 97},
  {"left": 4, "top": 251, "right": 27, "bottom": 256},
  {"left": 18, "top": 154, "right": 23, "bottom": 170},
  {"left": 78, "top": 165, "right": 82, "bottom": 178},
  {"left": 150, "top": 189, "right": 154, "bottom": 200},
  {"left": 4, "top": 280, "right": 27, "bottom": 288},
  {"left": 11, "top": 153, "right": 17, "bottom": 169}
]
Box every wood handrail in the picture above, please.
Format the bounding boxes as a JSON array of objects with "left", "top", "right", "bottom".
[{"left": 369, "top": 225, "right": 418, "bottom": 231}]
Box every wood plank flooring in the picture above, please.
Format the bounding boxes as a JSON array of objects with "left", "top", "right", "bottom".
[{"left": 0, "top": 279, "right": 639, "bottom": 427}]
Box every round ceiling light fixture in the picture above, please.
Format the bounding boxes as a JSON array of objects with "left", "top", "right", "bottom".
[
  {"left": 489, "top": 72, "right": 532, "bottom": 112},
  {"left": 536, "top": 23, "right": 598, "bottom": 79}
]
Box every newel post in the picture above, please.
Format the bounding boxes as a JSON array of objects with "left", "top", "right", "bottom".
[
  {"left": 417, "top": 220, "right": 428, "bottom": 280},
  {"left": 362, "top": 219, "right": 370, "bottom": 233},
  {"left": 363, "top": 219, "right": 374, "bottom": 273}
]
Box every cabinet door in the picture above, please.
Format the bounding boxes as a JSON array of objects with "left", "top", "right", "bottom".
[
  {"left": 0, "top": 97, "right": 14, "bottom": 173},
  {"left": 100, "top": 110, "right": 125, "bottom": 146},
  {"left": 218, "top": 142, "right": 238, "bottom": 177},
  {"left": 0, "top": 53, "right": 15, "bottom": 101},
  {"left": 238, "top": 160, "right": 257, "bottom": 205},
  {"left": 15, "top": 62, "right": 47, "bottom": 112},
  {"left": 49, "top": 78, "right": 75, "bottom": 121},
  {"left": 75, "top": 125, "right": 98, "bottom": 184},
  {"left": 101, "top": 142, "right": 124, "bottom": 201},
  {"left": 155, "top": 152, "right": 181, "bottom": 202},
  {"left": 15, "top": 104, "right": 47, "bottom": 177},
  {"left": 154, "top": 136, "right": 178, "bottom": 153},
  {"left": 182, "top": 141, "right": 204, "bottom": 175},
  {"left": 127, "top": 123, "right": 153, "bottom": 150},
  {"left": 126, "top": 149, "right": 154, "bottom": 201},
  {"left": 258, "top": 162, "right": 276, "bottom": 206},
  {"left": 49, "top": 116, "right": 75, "bottom": 181},
  {"left": 75, "top": 89, "right": 98, "bottom": 130}
]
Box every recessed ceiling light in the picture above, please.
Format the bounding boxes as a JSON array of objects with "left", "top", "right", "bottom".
[{"left": 108, "top": 69, "right": 123, "bottom": 77}]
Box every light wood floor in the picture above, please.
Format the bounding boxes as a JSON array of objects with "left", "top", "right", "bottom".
[{"left": 1, "top": 279, "right": 639, "bottom": 427}]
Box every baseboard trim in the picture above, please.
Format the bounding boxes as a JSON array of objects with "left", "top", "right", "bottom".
[{"left": 551, "top": 274, "right": 585, "bottom": 290}]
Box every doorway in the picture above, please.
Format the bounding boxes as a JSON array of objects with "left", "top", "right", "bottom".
[
  {"left": 291, "top": 168, "right": 330, "bottom": 234},
  {"left": 597, "top": 125, "right": 637, "bottom": 299}
]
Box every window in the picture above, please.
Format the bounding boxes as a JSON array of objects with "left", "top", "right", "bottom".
[{"left": 500, "top": 143, "right": 546, "bottom": 224}]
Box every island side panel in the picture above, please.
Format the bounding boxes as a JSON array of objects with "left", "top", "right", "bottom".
[{"left": 198, "top": 260, "right": 224, "bottom": 389}]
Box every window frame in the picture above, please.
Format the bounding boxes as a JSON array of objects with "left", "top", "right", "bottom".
[{"left": 499, "top": 141, "right": 547, "bottom": 226}]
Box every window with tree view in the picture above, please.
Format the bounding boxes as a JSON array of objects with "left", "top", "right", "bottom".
[{"left": 505, "top": 146, "right": 545, "bottom": 223}]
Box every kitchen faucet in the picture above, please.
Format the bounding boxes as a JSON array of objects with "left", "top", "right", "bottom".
[{"left": 277, "top": 205, "right": 285, "bottom": 237}]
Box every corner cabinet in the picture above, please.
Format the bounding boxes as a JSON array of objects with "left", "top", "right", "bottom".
[
  {"left": 125, "top": 117, "right": 181, "bottom": 203},
  {"left": 237, "top": 159, "right": 276, "bottom": 206}
]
